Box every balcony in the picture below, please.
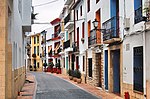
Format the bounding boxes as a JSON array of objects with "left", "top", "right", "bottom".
[
  {"left": 51, "top": 31, "right": 61, "bottom": 40},
  {"left": 32, "top": 53, "right": 36, "bottom": 58},
  {"left": 54, "top": 48, "right": 61, "bottom": 56},
  {"left": 27, "top": 49, "right": 31, "bottom": 56},
  {"left": 88, "top": 29, "right": 101, "bottom": 47},
  {"left": 64, "top": 40, "right": 73, "bottom": 52},
  {"left": 48, "top": 50, "right": 53, "bottom": 57},
  {"left": 102, "top": 16, "right": 121, "bottom": 44},
  {"left": 72, "top": 42, "right": 79, "bottom": 54},
  {"left": 64, "top": 0, "right": 73, "bottom": 5},
  {"left": 41, "top": 38, "right": 45, "bottom": 45},
  {"left": 64, "top": 13, "right": 74, "bottom": 29},
  {"left": 134, "top": 7, "right": 147, "bottom": 24}
]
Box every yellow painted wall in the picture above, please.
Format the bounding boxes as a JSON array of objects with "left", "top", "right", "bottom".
[{"left": 31, "top": 34, "right": 43, "bottom": 71}]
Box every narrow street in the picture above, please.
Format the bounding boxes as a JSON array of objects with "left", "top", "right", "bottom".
[{"left": 32, "top": 72, "right": 101, "bottom": 99}]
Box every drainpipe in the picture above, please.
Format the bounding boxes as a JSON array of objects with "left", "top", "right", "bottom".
[{"left": 143, "top": 21, "right": 147, "bottom": 99}]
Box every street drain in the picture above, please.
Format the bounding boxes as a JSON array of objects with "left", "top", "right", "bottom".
[{"left": 22, "top": 94, "right": 33, "bottom": 96}]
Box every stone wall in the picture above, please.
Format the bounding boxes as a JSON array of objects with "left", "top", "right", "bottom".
[
  {"left": 122, "top": 83, "right": 145, "bottom": 99},
  {"left": 87, "top": 48, "right": 104, "bottom": 88}
]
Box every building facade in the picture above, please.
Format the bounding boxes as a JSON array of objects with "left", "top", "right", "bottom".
[
  {"left": 30, "top": 33, "right": 43, "bottom": 71},
  {"left": 61, "top": 0, "right": 150, "bottom": 98},
  {"left": 122, "top": 0, "right": 150, "bottom": 98},
  {"left": 0, "top": 0, "right": 31, "bottom": 98}
]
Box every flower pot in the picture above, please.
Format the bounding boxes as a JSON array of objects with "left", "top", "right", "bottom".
[
  {"left": 77, "top": 78, "right": 82, "bottom": 84},
  {"left": 69, "top": 76, "right": 73, "bottom": 80},
  {"left": 73, "top": 77, "right": 77, "bottom": 82}
]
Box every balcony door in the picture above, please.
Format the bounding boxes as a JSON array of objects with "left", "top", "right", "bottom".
[{"left": 96, "top": 9, "right": 101, "bottom": 44}]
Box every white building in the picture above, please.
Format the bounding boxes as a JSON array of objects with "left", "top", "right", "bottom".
[
  {"left": 1, "top": 0, "right": 32, "bottom": 98},
  {"left": 122, "top": 0, "right": 150, "bottom": 98}
]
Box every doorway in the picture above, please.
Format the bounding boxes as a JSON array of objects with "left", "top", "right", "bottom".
[{"left": 112, "top": 50, "right": 120, "bottom": 94}]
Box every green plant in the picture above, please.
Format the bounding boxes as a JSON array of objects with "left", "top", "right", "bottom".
[
  {"left": 55, "top": 63, "right": 60, "bottom": 68},
  {"left": 76, "top": 70, "right": 81, "bottom": 79},
  {"left": 67, "top": 69, "right": 73, "bottom": 76},
  {"left": 48, "top": 62, "right": 54, "bottom": 68},
  {"left": 43, "top": 63, "right": 47, "bottom": 68}
]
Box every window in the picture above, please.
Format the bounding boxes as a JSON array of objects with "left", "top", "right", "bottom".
[
  {"left": 82, "top": 22, "right": 85, "bottom": 38},
  {"left": 133, "top": 46, "right": 143, "bottom": 92},
  {"left": 88, "top": 20, "right": 91, "bottom": 37},
  {"left": 37, "top": 62, "right": 39, "bottom": 68},
  {"left": 96, "top": 0, "right": 100, "bottom": 3},
  {"left": 80, "top": 5, "right": 82, "bottom": 16},
  {"left": 83, "top": 56, "right": 85, "bottom": 71},
  {"left": 87, "top": 0, "right": 90, "bottom": 12},
  {"left": 34, "top": 37, "right": 36, "bottom": 44},
  {"left": 76, "top": 10, "right": 78, "bottom": 20},
  {"left": 134, "top": 0, "right": 143, "bottom": 24},
  {"left": 88, "top": 58, "right": 92, "bottom": 77},
  {"left": 37, "top": 46, "right": 39, "bottom": 56},
  {"left": 34, "top": 46, "right": 36, "bottom": 54},
  {"left": 37, "top": 36, "right": 39, "bottom": 43}
]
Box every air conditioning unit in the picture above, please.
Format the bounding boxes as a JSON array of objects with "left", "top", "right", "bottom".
[{"left": 124, "top": 18, "right": 130, "bottom": 31}]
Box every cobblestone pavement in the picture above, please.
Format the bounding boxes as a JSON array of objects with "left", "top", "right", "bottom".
[{"left": 32, "top": 72, "right": 101, "bottom": 99}]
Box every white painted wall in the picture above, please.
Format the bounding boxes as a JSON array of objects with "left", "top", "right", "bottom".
[
  {"left": 145, "top": 31, "right": 150, "bottom": 81},
  {"left": 11, "top": 0, "right": 31, "bottom": 70},
  {"left": 22, "top": 0, "right": 32, "bottom": 26},
  {"left": 123, "top": 34, "right": 143, "bottom": 84},
  {"left": 122, "top": 0, "right": 148, "bottom": 86}
]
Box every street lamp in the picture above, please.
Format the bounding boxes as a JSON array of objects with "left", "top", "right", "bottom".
[
  {"left": 92, "top": 19, "right": 106, "bottom": 33},
  {"left": 92, "top": 19, "right": 99, "bottom": 29}
]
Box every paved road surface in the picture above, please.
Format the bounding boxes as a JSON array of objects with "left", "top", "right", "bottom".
[{"left": 32, "top": 72, "right": 101, "bottom": 99}]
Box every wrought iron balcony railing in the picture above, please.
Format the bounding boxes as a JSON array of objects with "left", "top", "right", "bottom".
[
  {"left": 135, "top": 6, "right": 143, "bottom": 24},
  {"left": 64, "top": 13, "right": 71, "bottom": 25},
  {"left": 88, "top": 30, "right": 101, "bottom": 46},
  {"left": 52, "top": 31, "right": 60, "bottom": 39},
  {"left": 32, "top": 53, "right": 36, "bottom": 58},
  {"left": 63, "top": 40, "right": 70, "bottom": 49},
  {"left": 102, "top": 16, "right": 120, "bottom": 41},
  {"left": 72, "top": 42, "right": 79, "bottom": 52}
]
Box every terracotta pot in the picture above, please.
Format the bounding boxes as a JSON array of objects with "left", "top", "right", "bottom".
[
  {"left": 77, "top": 78, "right": 82, "bottom": 84},
  {"left": 73, "top": 77, "right": 77, "bottom": 82},
  {"left": 69, "top": 76, "right": 73, "bottom": 80}
]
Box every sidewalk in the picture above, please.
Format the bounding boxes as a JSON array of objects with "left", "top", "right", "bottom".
[
  {"left": 17, "top": 73, "right": 36, "bottom": 99},
  {"left": 49, "top": 73, "right": 123, "bottom": 99}
]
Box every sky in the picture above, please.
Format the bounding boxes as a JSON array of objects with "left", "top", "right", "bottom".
[{"left": 32, "top": 0, "right": 65, "bottom": 33}]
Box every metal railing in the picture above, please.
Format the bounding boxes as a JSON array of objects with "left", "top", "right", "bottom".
[
  {"left": 88, "top": 29, "right": 101, "bottom": 46},
  {"left": 102, "top": 16, "right": 120, "bottom": 41},
  {"left": 134, "top": 6, "right": 143, "bottom": 24},
  {"left": 72, "top": 42, "right": 79, "bottom": 52},
  {"left": 64, "top": 13, "right": 71, "bottom": 25},
  {"left": 63, "top": 40, "right": 70, "bottom": 49}
]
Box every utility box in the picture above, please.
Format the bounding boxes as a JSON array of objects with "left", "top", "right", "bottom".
[{"left": 124, "top": 18, "right": 130, "bottom": 31}]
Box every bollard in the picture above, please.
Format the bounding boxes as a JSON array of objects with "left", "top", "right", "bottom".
[{"left": 124, "top": 92, "right": 130, "bottom": 99}]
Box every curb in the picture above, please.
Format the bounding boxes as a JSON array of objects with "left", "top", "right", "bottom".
[{"left": 32, "top": 74, "right": 37, "bottom": 99}]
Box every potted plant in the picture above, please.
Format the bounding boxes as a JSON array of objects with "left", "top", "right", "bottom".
[
  {"left": 76, "top": 70, "right": 82, "bottom": 84},
  {"left": 73, "top": 70, "right": 77, "bottom": 82},
  {"left": 32, "top": 53, "right": 36, "bottom": 58},
  {"left": 43, "top": 63, "right": 47, "bottom": 72},
  {"left": 67, "top": 69, "right": 73, "bottom": 80},
  {"left": 55, "top": 63, "right": 61, "bottom": 74},
  {"left": 48, "top": 62, "right": 54, "bottom": 72}
]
